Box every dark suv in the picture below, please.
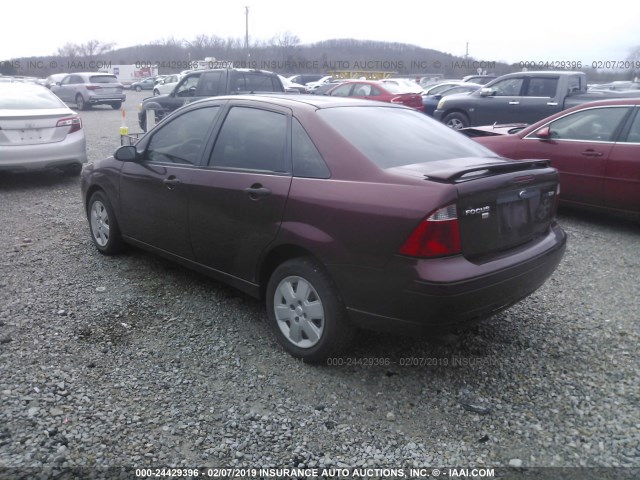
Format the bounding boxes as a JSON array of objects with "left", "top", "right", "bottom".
[{"left": 138, "top": 68, "right": 284, "bottom": 130}]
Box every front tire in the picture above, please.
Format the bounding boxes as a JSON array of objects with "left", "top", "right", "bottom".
[
  {"left": 266, "top": 257, "right": 355, "bottom": 363},
  {"left": 442, "top": 112, "right": 470, "bottom": 129},
  {"left": 135, "top": 86, "right": 142, "bottom": 92},
  {"left": 62, "top": 163, "right": 82, "bottom": 177},
  {"left": 153, "top": 89, "right": 160, "bottom": 96},
  {"left": 87, "top": 191, "right": 123, "bottom": 255}
]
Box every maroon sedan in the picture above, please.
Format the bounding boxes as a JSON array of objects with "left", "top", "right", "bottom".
[
  {"left": 326, "top": 80, "right": 424, "bottom": 110},
  {"left": 81, "top": 95, "right": 566, "bottom": 362},
  {"left": 468, "top": 98, "right": 640, "bottom": 214}
]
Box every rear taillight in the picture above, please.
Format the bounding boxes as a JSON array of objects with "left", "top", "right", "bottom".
[
  {"left": 390, "top": 96, "right": 403, "bottom": 104},
  {"left": 57, "top": 117, "right": 82, "bottom": 134},
  {"left": 86, "top": 85, "right": 100, "bottom": 90},
  {"left": 399, "top": 205, "right": 461, "bottom": 258}
]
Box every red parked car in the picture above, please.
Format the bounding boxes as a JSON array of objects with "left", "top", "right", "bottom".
[
  {"left": 326, "top": 80, "right": 424, "bottom": 110},
  {"left": 465, "top": 98, "right": 640, "bottom": 214},
  {"left": 81, "top": 95, "right": 566, "bottom": 362}
]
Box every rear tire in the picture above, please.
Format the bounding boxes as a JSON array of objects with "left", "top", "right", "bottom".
[
  {"left": 266, "top": 257, "right": 355, "bottom": 363},
  {"left": 442, "top": 112, "right": 470, "bottom": 129},
  {"left": 87, "top": 191, "right": 123, "bottom": 255},
  {"left": 75, "top": 94, "right": 88, "bottom": 111},
  {"left": 153, "top": 89, "right": 160, "bottom": 96},
  {"left": 110, "top": 102, "right": 122, "bottom": 110}
]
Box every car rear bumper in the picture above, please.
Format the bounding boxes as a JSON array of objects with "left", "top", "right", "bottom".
[
  {"left": 330, "top": 223, "right": 567, "bottom": 333},
  {"left": 0, "top": 133, "right": 87, "bottom": 172},
  {"left": 88, "top": 95, "right": 126, "bottom": 104}
]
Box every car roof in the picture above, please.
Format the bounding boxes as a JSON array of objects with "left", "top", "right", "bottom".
[
  {"left": 0, "top": 82, "right": 53, "bottom": 93},
  {"left": 186, "top": 94, "right": 409, "bottom": 110}
]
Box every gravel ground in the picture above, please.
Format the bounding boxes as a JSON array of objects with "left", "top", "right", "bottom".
[{"left": 0, "top": 91, "right": 639, "bottom": 479}]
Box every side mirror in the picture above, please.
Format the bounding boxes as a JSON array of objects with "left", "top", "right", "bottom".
[
  {"left": 534, "top": 126, "right": 552, "bottom": 139},
  {"left": 114, "top": 145, "right": 138, "bottom": 162},
  {"left": 432, "top": 94, "right": 443, "bottom": 101},
  {"left": 479, "top": 87, "right": 495, "bottom": 97}
]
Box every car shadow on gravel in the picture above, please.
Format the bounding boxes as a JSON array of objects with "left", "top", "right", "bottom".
[
  {"left": 0, "top": 170, "right": 80, "bottom": 190},
  {"left": 557, "top": 206, "right": 640, "bottom": 232}
]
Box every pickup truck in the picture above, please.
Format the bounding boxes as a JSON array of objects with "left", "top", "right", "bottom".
[
  {"left": 433, "top": 71, "right": 640, "bottom": 129},
  {"left": 138, "top": 68, "right": 285, "bottom": 130}
]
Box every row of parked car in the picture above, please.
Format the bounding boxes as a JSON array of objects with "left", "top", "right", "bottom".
[{"left": 3, "top": 67, "right": 639, "bottom": 218}]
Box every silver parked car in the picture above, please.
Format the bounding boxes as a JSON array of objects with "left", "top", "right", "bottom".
[
  {"left": 0, "top": 83, "right": 87, "bottom": 175},
  {"left": 52, "top": 72, "right": 126, "bottom": 110}
]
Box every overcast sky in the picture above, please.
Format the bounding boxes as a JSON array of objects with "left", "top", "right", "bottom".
[{"left": 2, "top": 0, "right": 639, "bottom": 66}]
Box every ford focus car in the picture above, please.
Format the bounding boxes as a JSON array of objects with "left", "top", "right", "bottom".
[{"left": 81, "top": 95, "right": 566, "bottom": 362}]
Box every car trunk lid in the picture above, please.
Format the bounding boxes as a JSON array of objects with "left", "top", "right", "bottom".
[
  {"left": 393, "top": 157, "right": 559, "bottom": 259},
  {"left": 0, "top": 110, "right": 75, "bottom": 145}
]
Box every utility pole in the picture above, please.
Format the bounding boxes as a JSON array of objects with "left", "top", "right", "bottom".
[
  {"left": 465, "top": 42, "right": 469, "bottom": 59},
  {"left": 245, "top": 6, "right": 249, "bottom": 50}
]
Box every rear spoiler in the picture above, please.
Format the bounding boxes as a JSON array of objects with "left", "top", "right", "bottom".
[{"left": 424, "top": 159, "right": 551, "bottom": 183}]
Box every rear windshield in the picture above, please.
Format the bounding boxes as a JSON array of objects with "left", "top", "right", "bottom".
[
  {"left": 318, "top": 106, "right": 494, "bottom": 168},
  {"left": 89, "top": 75, "right": 119, "bottom": 84},
  {"left": 0, "top": 86, "right": 66, "bottom": 109}
]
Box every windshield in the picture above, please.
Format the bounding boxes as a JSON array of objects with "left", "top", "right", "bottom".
[
  {"left": 89, "top": 75, "right": 119, "bottom": 84},
  {"left": 318, "top": 106, "right": 495, "bottom": 168}
]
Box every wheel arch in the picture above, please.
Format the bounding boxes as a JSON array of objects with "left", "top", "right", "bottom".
[{"left": 258, "top": 245, "right": 323, "bottom": 301}]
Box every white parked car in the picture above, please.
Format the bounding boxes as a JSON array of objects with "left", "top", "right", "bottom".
[
  {"left": 305, "top": 76, "right": 333, "bottom": 93},
  {"left": 153, "top": 74, "right": 182, "bottom": 96}
]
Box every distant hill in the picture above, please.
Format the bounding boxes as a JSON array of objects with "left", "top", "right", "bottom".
[
  {"left": 3, "top": 38, "right": 627, "bottom": 83},
  {"left": 4, "top": 38, "right": 514, "bottom": 79}
]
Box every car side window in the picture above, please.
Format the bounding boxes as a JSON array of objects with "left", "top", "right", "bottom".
[
  {"left": 491, "top": 78, "right": 524, "bottom": 96},
  {"left": 292, "top": 119, "right": 330, "bottom": 178},
  {"left": 209, "top": 107, "right": 288, "bottom": 173},
  {"left": 354, "top": 84, "right": 371, "bottom": 96},
  {"left": 330, "top": 84, "right": 353, "bottom": 97},
  {"left": 369, "top": 86, "right": 382, "bottom": 96},
  {"left": 621, "top": 111, "right": 640, "bottom": 143},
  {"left": 546, "top": 107, "right": 629, "bottom": 142},
  {"left": 526, "top": 78, "right": 558, "bottom": 97},
  {"left": 200, "top": 71, "right": 223, "bottom": 96},
  {"left": 145, "top": 106, "right": 220, "bottom": 165},
  {"left": 175, "top": 74, "right": 201, "bottom": 97}
]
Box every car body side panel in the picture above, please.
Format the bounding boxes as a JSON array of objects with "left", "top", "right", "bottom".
[
  {"left": 604, "top": 142, "right": 640, "bottom": 212},
  {"left": 118, "top": 162, "right": 196, "bottom": 259},
  {"left": 188, "top": 170, "right": 292, "bottom": 283},
  {"left": 514, "top": 139, "right": 611, "bottom": 207}
]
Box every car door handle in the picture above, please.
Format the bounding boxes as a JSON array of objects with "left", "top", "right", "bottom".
[
  {"left": 508, "top": 101, "right": 520, "bottom": 105},
  {"left": 244, "top": 184, "right": 272, "bottom": 200},
  {"left": 547, "top": 102, "right": 559, "bottom": 106},
  {"left": 581, "top": 150, "right": 603, "bottom": 157},
  {"left": 163, "top": 176, "right": 181, "bottom": 189}
]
